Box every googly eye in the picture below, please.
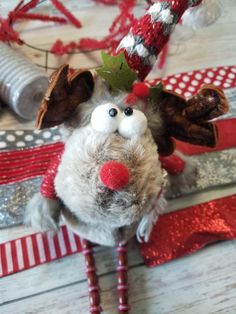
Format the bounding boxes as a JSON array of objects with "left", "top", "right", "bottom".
[
  {"left": 109, "top": 108, "right": 118, "bottom": 117},
  {"left": 91, "top": 103, "right": 122, "bottom": 134},
  {"left": 124, "top": 107, "right": 133, "bottom": 116},
  {"left": 118, "top": 109, "right": 148, "bottom": 138}
]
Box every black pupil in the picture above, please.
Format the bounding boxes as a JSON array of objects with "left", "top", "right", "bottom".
[
  {"left": 109, "top": 108, "right": 118, "bottom": 117},
  {"left": 124, "top": 107, "right": 133, "bottom": 116}
]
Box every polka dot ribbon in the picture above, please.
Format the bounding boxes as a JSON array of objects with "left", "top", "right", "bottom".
[
  {"left": 148, "top": 65, "right": 236, "bottom": 97},
  {"left": 0, "top": 128, "right": 61, "bottom": 150}
]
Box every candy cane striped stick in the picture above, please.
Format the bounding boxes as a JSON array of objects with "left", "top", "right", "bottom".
[
  {"left": 81, "top": 239, "right": 102, "bottom": 314},
  {"left": 117, "top": 0, "right": 203, "bottom": 80},
  {"left": 116, "top": 243, "right": 129, "bottom": 313}
]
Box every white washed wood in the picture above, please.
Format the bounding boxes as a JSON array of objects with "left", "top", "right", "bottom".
[
  {"left": 0, "top": 241, "right": 142, "bottom": 304},
  {"left": 1, "top": 241, "right": 236, "bottom": 314}
]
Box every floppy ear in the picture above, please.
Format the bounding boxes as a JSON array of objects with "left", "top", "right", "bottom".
[
  {"left": 150, "top": 84, "right": 228, "bottom": 156},
  {"left": 36, "top": 65, "right": 94, "bottom": 129}
]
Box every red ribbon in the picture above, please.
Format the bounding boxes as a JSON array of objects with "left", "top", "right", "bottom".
[
  {"left": 140, "top": 195, "right": 236, "bottom": 267},
  {"left": 176, "top": 119, "right": 236, "bottom": 155}
]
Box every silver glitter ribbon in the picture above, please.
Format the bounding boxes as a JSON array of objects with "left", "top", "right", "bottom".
[
  {"left": 0, "top": 178, "right": 42, "bottom": 229},
  {"left": 220, "top": 87, "right": 236, "bottom": 120},
  {"left": 0, "top": 43, "right": 48, "bottom": 120},
  {"left": 166, "top": 148, "right": 236, "bottom": 199},
  {"left": 0, "top": 128, "right": 61, "bottom": 228}
]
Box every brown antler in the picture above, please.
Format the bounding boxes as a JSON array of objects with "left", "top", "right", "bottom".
[
  {"left": 36, "top": 65, "right": 94, "bottom": 129},
  {"left": 155, "top": 84, "right": 228, "bottom": 156}
]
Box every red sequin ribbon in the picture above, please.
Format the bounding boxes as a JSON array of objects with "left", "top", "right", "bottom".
[{"left": 140, "top": 195, "right": 236, "bottom": 267}]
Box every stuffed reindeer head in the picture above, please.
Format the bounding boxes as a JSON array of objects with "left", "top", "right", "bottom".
[
  {"left": 26, "top": 59, "right": 228, "bottom": 247},
  {"left": 26, "top": 0, "right": 228, "bottom": 248}
]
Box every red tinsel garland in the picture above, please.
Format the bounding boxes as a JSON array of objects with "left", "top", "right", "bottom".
[
  {"left": 0, "top": 0, "right": 138, "bottom": 56},
  {"left": 95, "top": 0, "right": 118, "bottom": 5},
  {"left": 0, "top": 0, "right": 81, "bottom": 44},
  {"left": 51, "top": 0, "right": 137, "bottom": 55},
  {"left": 51, "top": 0, "right": 82, "bottom": 28}
]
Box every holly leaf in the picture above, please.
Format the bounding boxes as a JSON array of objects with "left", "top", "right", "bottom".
[
  {"left": 148, "top": 82, "right": 163, "bottom": 104},
  {"left": 97, "top": 51, "right": 138, "bottom": 92}
]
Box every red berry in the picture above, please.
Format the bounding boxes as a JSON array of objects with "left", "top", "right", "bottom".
[
  {"left": 159, "top": 155, "right": 186, "bottom": 176},
  {"left": 132, "top": 82, "right": 149, "bottom": 98}
]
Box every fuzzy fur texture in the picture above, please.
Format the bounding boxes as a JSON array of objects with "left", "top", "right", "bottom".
[
  {"left": 55, "top": 126, "right": 163, "bottom": 246},
  {"left": 25, "top": 193, "right": 61, "bottom": 232},
  {"left": 27, "top": 77, "right": 166, "bottom": 246}
]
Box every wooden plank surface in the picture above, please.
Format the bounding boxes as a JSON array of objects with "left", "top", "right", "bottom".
[
  {"left": 1, "top": 241, "right": 236, "bottom": 314},
  {"left": 1, "top": 1, "right": 236, "bottom": 313}
]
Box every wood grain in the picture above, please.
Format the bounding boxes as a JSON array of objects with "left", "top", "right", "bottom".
[{"left": 1, "top": 241, "right": 236, "bottom": 313}]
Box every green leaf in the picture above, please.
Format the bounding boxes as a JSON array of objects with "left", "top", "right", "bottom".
[
  {"left": 96, "top": 51, "right": 138, "bottom": 92},
  {"left": 148, "top": 82, "right": 163, "bottom": 104}
]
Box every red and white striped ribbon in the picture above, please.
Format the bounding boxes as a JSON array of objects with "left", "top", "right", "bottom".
[
  {"left": 0, "top": 225, "right": 82, "bottom": 278},
  {"left": 0, "top": 142, "right": 64, "bottom": 185}
]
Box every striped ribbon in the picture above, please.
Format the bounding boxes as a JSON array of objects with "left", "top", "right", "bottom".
[
  {"left": 0, "top": 142, "right": 64, "bottom": 184},
  {"left": 0, "top": 225, "right": 82, "bottom": 278}
]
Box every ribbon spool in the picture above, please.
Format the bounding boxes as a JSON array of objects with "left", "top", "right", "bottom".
[{"left": 0, "top": 43, "right": 48, "bottom": 120}]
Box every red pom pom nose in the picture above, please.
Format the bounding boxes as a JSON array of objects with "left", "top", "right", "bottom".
[{"left": 99, "top": 161, "right": 130, "bottom": 191}]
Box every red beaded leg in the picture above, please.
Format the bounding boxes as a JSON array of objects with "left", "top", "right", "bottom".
[
  {"left": 82, "top": 239, "right": 102, "bottom": 314},
  {"left": 116, "top": 242, "right": 130, "bottom": 313}
]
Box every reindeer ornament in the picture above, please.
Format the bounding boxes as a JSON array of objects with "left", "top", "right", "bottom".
[{"left": 26, "top": 1, "right": 228, "bottom": 313}]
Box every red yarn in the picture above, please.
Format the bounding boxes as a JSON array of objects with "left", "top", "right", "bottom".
[
  {"left": 54, "top": 0, "right": 137, "bottom": 55},
  {"left": 51, "top": 39, "right": 78, "bottom": 55},
  {"left": 0, "top": 0, "right": 81, "bottom": 44},
  {"left": 99, "top": 161, "right": 130, "bottom": 191},
  {"left": 51, "top": 0, "right": 82, "bottom": 28},
  {"left": 132, "top": 82, "right": 149, "bottom": 98},
  {"left": 15, "top": 12, "right": 67, "bottom": 24}
]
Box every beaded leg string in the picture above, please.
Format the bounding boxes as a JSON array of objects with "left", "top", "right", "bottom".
[
  {"left": 82, "top": 240, "right": 130, "bottom": 313},
  {"left": 82, "top": 239, "right": 102, "bottom": 314},
  {"left": 116, "top": 243, "right": 130, "bottom": 313}
]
